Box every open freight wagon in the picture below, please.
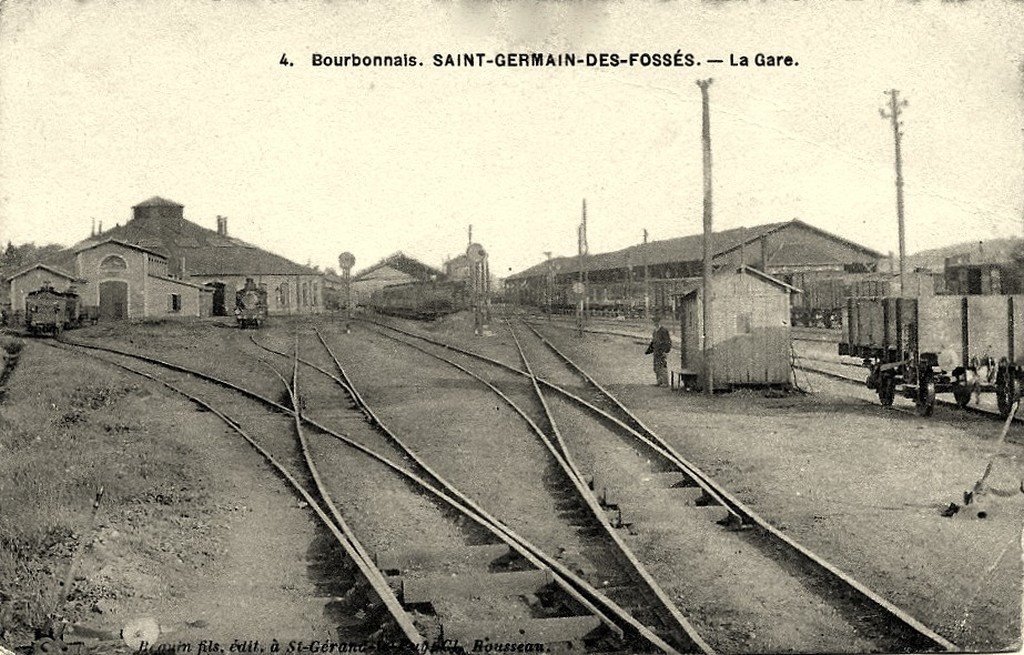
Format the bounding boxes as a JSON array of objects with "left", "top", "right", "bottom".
[{"left": 839, "top": 295, "right": 1024, "bottom": 416}]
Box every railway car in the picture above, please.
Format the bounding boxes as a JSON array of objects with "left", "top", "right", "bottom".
[
  {"left": 789, "top": 271, "right": 935, "bottom": 328},
  {"left": 24, "top": 285, "right": 81, "bottom": 337},
  {"left": 370, "top": 280, "right": 470, "bottom": 320},
  {"left": 234, "top": 278, "right": 268, "bottom": 329},
  {"left": 839, "top": 295, "right": 1024, "bottom": 417}
]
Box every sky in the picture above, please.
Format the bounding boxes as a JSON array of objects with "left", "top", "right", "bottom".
[{"left": 1, "top": 1, "right": 1022, "bottom": 279}]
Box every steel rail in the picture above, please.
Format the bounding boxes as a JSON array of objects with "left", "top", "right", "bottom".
[
  {"left": 308, "top": 329, "right": 690, "bottom": 655},
  {"left": 42, "top": 340, "right": 424, "bottom": 648},
  {"left": 350, "top": 324, "right": 714, "bottom": 654},
  {"left": 362, "top": 318, "right": 958, "bottom": 652},
  {"left": 520, "top": 321, "right": 959, "bottom": 653},
  {"left": 60, "top": 337, "right": 676, "bottom": 654},
  {"left": 362, "top": 318, "right": 743, "bottom": 525},
  {"left": 265, "top": 343, "right": 409, "bottom": 620},
  {"left": 501, "top": 320, "right": 716, "bottom": 654}
]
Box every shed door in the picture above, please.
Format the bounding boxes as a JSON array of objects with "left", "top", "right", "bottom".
[{"left": 99, "top": 281, "right": 128, "bottom": 320}]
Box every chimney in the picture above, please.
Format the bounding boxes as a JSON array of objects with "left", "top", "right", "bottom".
[
  {"left": 216, "top": 215, "right": 228, "bottom": 236},
  {"left": 91, "top": 218, "right": 96, "bottom": 237},
  {"left": 98, "top": 221, "right": 103, "bottom": 234}
]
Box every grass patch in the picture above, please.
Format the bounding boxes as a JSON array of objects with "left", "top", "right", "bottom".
[{"left": 0, "top": 342, "right": 208, "bottom": 643}]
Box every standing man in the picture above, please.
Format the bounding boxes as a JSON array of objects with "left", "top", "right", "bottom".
[{"left": 645, "top": 314, "right": 672, "bottom": 387}]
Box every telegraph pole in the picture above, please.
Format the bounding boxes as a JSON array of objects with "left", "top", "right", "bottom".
[
  {"left": 582, "top": 199, "right": 589, "bottom": 323},
  {"left": 576, "top": 199, "right": 587, "bottom": 338},
  {"left": 698, "top": 78, "right": 714, "bottom": 395},
  {"left": 643, "top": 228, "right": 650, "bottom": 321},
  {"left": 881, "top": 89, "right": 908, "bottom": 294},
  {"left": 338, "top": 252, "right": 355, "bottom": 333},
  {"left": 544, "top": 251, "right": 553, "bottom": 320}
]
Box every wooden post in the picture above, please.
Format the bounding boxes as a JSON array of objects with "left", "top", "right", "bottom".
[
  {"left": 881, "top": 90, "right": 908, "bottom": 295},
  {"left": 698, "top": 78, "right": 714, "bottom": 395},
  {"left": 643, "top": 228, "right": 650, "bottom": 321}
]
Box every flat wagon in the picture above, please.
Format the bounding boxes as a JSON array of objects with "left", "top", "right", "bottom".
[{"left": 839, "top": 295, "right": 1024, "bottom": 416}]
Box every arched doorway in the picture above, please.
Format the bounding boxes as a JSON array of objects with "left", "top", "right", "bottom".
[
  {"left": 205, "top": 282, "right": 227, "bottom": 316},
  {"left": 99, "top": 280, "right": 128, "bottom": 320}
]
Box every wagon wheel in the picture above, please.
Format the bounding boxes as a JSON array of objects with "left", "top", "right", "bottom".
[
  {"left": 997, "top": 367, "right": 1014, "bottom": 417},
  {"left": 877, "top": 376, "right": 896, "bottom": 407},
  {"left": 916, "top": 379, "right": 936, "bottom": 417},
  {"left": 998, "top": 373, "right": 1020, "bottom": 418},
  {"left": 953, "top": 387, "right": 973, "bottom": 409}
]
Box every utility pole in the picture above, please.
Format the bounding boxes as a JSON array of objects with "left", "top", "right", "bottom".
[
  {"left": 338, "top": 252, "right": 355, "bottom": 333},
  {"left": 583, "top": 199, "right": 589, "bottom": 323},
  {"left": 624, "top": 250, "right": 632, "bottom": 316},
  {"left": 880, "top": 89, "right": 908, "bottom": 295},
  {"left": 544, "top": 251, "right": 553, "bottom": 320},
  {"left": 698, "top": 78, "right": 714, "bottom": 395},
  {"left": 576, "top": 199, "right": 587, "bottom": 338},
  {"left": 643, "top": 228, "right": 650, "bottom": 321}
]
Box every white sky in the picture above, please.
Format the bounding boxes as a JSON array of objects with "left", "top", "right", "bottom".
[{"left": 1, "top": 1, "right": 1022, "bottom": 278}]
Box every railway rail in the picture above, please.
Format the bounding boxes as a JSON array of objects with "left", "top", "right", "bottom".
[
  {"left": 256, "top": 329, "right": 708, "bottom": 654},
  {"left": 38, "top": 339, "right": 421, "bottom": 650},
  {"left": 54, "top": 335, "right": 687, "bottom": 654},
  {"left": 361, "top": 316, "right": 958, "bottom": 653}
]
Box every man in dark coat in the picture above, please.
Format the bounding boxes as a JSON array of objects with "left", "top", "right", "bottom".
[{"left": 645, "top": 315, "right": 672, "bottom": 387}]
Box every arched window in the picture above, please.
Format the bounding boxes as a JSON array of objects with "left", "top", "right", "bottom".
[
  {"left": 100, "top": 255, "right": 127, "bottom": 272},
  {"left": 279, "top": 283, "right": 289, "bottom": 307}
]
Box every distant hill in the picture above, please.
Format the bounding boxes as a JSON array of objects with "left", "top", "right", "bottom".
[{"left": 904, "top": 238, "right": 1024, "bottom": 271}]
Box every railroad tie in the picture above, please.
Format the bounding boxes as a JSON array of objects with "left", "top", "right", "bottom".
[
  {"left": 375, "top": 543, "right": 512, "bottom": 575},
  {"left": 399, "top": 569, "right": 555, "bottom": 605}
]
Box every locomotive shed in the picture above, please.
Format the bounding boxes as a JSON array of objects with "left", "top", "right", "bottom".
[{"left": 2, "top": 313, "right": 1019, "bottom": 654}]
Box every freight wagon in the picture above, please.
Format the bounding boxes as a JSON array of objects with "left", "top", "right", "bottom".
[
  {"left": 839, "top": 295, "right": 1024, "bottom": 416},
  {"left": 788, "top": 271, "right": 934, "bottom": 328}
]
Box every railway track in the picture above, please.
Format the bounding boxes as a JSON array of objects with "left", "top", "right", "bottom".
[
  {"left": 39, "top": 339, "right": 421, "bottom": 649},
  {"left": 360, "top": 316, "right": 958, "bottom": 653},
  {"left": 255, "top": 328, "right": 709, "bottom": 654},
  {"left": 54, "top": 335, "right": 687, "bottom": 654}
]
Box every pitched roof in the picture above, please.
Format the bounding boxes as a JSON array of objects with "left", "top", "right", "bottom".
[
  {"left": 507, "top": 219, "right": 882, "bottom": 280},
  {"left": 673, "top": 266, "right": 803, "bottom": 298},
  {"left": 147, "top": 274, "right": 213, "bottom": 290},
  {"left": 83, "top": 213, "right": 319, "bottom": 277},
  {"left": 353, "top": 252, "right": 443, "bottom": 282},
  {"left": 5, "top": 263, "right": 82, "bottom": 283},
  {"left": 74, "top": 238, "right": 168, "bottom": 259},
  {"left": 133, "top": 196, "right": 183, "bottom": 207}
]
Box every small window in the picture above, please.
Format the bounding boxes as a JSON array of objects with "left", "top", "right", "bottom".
[{"left": 169, "top": 294, "right": 182, "bottom": 312}]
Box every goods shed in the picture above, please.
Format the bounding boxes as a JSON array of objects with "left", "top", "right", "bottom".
[{"left": 674, "top": 267, "right": 800, "bottom": 390}]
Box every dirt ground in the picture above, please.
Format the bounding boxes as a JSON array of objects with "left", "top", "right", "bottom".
[
  {"left": 519, "top": 317, "right": 1024, "bottom": 652},
  {"left": 0, "top": 333, "right": 353, "bottom": 652},
  {"left": 7, "top": 313, "right": 1022, "bottom": 653}
]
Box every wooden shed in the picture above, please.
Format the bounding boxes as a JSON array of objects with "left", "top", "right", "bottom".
[{"left": 674, "top": 266, "right": 801, "bottom": 390}]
